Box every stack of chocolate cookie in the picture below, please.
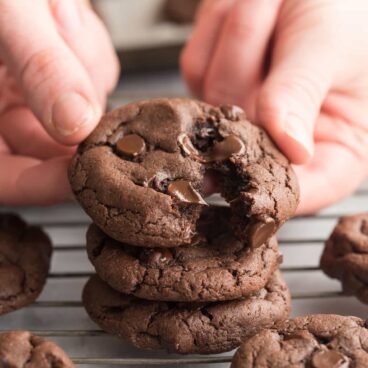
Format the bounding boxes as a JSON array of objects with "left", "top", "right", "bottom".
[{"left": 69, "top": 98, "right": 299, "bottom": 354}]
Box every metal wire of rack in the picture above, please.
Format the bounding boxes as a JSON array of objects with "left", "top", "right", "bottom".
[
  {"left": 1, "top": 188, "right": 367, "bottom": 368},
  {"left": 1, "top": 86, "right": 368, "bottom": 367}
]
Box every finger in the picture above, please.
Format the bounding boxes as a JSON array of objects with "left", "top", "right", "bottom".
[
  {"left": 257, "top": 6, "right": 338, "bottom": 164},
  {"left": 180, "top": 0, "right": 236, "bottom": 97},
  {"left": 294, "top": 143, "right": 368, "bottom": 215},
  {"left": 51, "top": 0, "right": 120, "bottom": 103},
  {"left": 0, "top": 107, "right": 75, "bottom": 159},
  {"left": 0, "top": 136, "right": 9, "bottom": 154},
  {"left": 0, "top": 0, "right": 101, "bottom": 145},
  {"left": 0, "top": 154, "right": 72, "bottom": 205},
  {"left": 203, "top": 0, "right": 282, "bottom": 117}
]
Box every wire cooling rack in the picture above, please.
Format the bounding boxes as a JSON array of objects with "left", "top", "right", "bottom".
[{"left": 1, "top": 78, "right": 368, "bottom": 367}]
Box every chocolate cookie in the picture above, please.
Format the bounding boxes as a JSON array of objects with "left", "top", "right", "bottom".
[
  {"left": 0, "top": 330, "right": 74, "bottom": 367},
  {"left": 0, "top": 213, "right": 52, "bottom": 315},
  {"left": 69, "top": 98, "right": 299, "bottom": 248},
  {"left": 86, "top": 207, "right": 282, "bottom": 302},
  {"left": 82, "top": 271, "right": 290, "bottom": 354},
  {"left": 164, "top": 0, "right": 200, "bottom": 24},
  {"left": 231, "top": 314, "right": 368, "bottom": 368},
  {"left": 320, "top": 213, "right": 368, "bottom": 304}
]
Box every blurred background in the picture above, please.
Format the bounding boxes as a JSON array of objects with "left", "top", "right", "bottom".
[
  {"left": 93, "top": 0, "right": 198, "bottom": 72},
  {"left": 92, "top": 0, "right": 200, "bottom": 106}
]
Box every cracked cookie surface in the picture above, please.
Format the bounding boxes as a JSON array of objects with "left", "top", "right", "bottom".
[
  {"left": 0, "top": 330, "right": 74, "bottom": 367},
  {"left": 86, "top": 207, "right": 282, "bottom": 302},
  {"left": 231, "top": 314, "right": 368, "bottom": 368},
  {"left": 82, "top": 271, "right": 290, "bottom": 354},
  {"left": 69, "top": 98, "right": 299, "bottom": 248},
  {"left": 0, "top": 214, "right": 52, "bottom": 315},
  {"left": 320, "top": 213, "right": 368, "bottom": 304}
]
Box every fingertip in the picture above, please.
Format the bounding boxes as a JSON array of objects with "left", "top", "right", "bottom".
[
  {"left": 50, "top": 92, "right": 101, "bottom": 145},
  {"left": 257, "top": 88, "right": 314, "bottom": 165},
  {"left": 280, "top": 131, "right": 314, "bottom": 165},
  {"left": 283, "top": 114, "right": 314, "bottom": 164}
]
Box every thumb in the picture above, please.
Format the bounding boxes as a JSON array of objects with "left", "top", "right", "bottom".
[
  {"left": 257, "top": 16, "right": 337, "bottom": 164},
  {"left": 0, "top": 0, "right": 101, "bottom": 145}
]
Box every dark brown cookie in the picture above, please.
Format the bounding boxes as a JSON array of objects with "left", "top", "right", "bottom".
[
  {"left": 0, "top": 330, "right": 74, "bottom": 367},
  {"left": 69, "top": 98, "right": 299, "bottom": 248},
  {"left": 231, "top": 314, "right": 368, "bottom": 368},
  {"left": 86, "top": 207, "right": 282, "bottom": 302},
  {"left": 0, "top": 213, "right": 52, "bottom": 315},
  {"left": 320, "top": 213, "right": 368, "bottom": 304},
  {"left": 164, "top": 0, "right": 200, "bottom": 24},
  {"left": 82, "top": 271, "right": 290, "bottom": 354}
]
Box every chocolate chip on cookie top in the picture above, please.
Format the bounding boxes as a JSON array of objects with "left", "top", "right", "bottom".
[
  {"left": 82, "top": 271, "right": 291, "bottom": 354},
  {"left": 231, "top": 314, "right": 368, "bottom": 368},
  {"left": 320, "top": 213, "right": 368, "bottom": 304},
  {"left": 86, "top": 207, "right": 282, "bottom": 302},
  {"left": 0, "top": 330, "right": 75, "bottom": 367},
  {"left": 69, "top": 98, "right": 299, "bottom": 247},
  {"left": 0, "top": 213, "right": 52, "bottom": 315}
]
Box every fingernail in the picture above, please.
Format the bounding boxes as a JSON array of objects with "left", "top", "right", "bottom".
[
  {"left": 51, "top": 92, "right": 95, "bottom": 136},
  {"left": 284, "top": 113, "right": 314, "bottom": 158}
]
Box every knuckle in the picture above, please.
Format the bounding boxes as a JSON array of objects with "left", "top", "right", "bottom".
[
  {"left": 275, "top": 69, "right": 326, "bottom": 109},
  {"left": 225, "top": 17, "right": 257, "bottom": 40},
  {"left": 20, "top": 48, "right": 64, "bottom": 92}
]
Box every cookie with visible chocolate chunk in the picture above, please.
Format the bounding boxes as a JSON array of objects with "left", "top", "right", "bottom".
[
  {"left": 0, "top": 330, "right": 74, "bottom": 367},
  {"left": 231, "top": 314, "right": 368, "bottom": 368},
  {"left": 0, "top": 213, "right": 52, "bottom": 315},
  {"left": 86, "top": 207, "right": 282, "bottom": 302},
  {"left": 320, "top": 213, "right": 368, "bottom": 304},
  {"left": 69, "top": 98, "right": 299, "bottom": 248},
  {"left": 82, "top": 271, "right": 290, "bottom": 354}
]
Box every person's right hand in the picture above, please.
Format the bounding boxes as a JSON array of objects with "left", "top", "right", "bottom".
[
  {"left": 0, "top": 0, "right": 119, "bottom": 205},
  {"left": 181, "top": 0, "right": 368, "bottom": 214}
]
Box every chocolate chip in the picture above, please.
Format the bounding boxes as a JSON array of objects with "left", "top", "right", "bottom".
[
  {"left": 202, "top": 135, "right": 245, "bottom": 162},
  {"left": 167, "top": 180, "right": 207, "bottom": 205},
  {"left": 178, "top": 133, "right": 199, "bottom": 156},
  {"left": 220, "top": 105, "right": 245, "bottom": 121},
  {"left": 311, "top": 350, "right": 349, "bottom": 368},
  {"left": 248, "top": 219, "right": 276, "bottom": 248},
  {"left": 141, "top": 248, "right": 173, "bottom": 266},
  {"left": 116, "top": 134, "right": 146, "bottom": 157}
]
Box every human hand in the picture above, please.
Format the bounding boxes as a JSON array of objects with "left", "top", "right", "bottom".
[
  {"left": 181, "top": 0, "right": 368, "bottom": 214},
  {"left": 0, "top": 0, "right": 119, "bottom": 205}
]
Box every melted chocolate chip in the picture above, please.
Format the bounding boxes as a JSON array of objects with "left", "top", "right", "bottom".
[
  {"left": 167, "top": 180, "right": 207, "bottom": 205},
  {"left": 116, "top": 134, "right": 146, "bottom": 157},
  {"left": 248, "top": 219, "right": 276, "bottom": 248},
  {"left": 220, "top": 105, "right": 245, "bottom": 121},
  {"left": 178, "top": 134, "right": 245, "bottom": 163},
  {"left": 178, "top": 133, "right": 199, "bottom": 156},
  {"left": 202, "top": 135, "right": 245, "bottom": 162},
  {"left": 312, "top": 350, "right": 349, "bottom": 368},
  {"left": 141, "top": 248, "right": 173, "bottom": 266}
]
